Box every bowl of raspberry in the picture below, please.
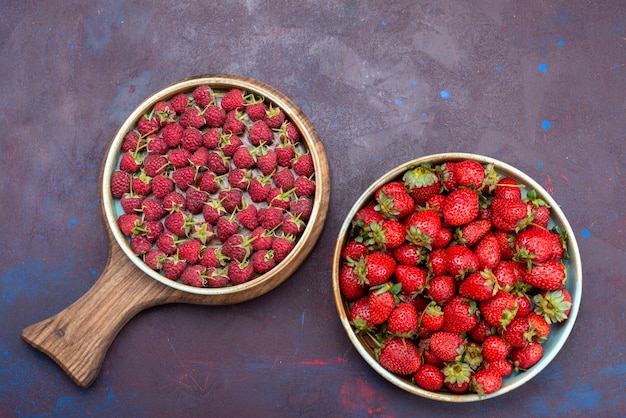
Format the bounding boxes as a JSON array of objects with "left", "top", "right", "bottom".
[{"left": 332, "top": 153, "right": 581, "bottom": 401}]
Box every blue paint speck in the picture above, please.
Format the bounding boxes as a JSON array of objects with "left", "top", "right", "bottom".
[
  {"left": 539, "top": 63, "right": 548, "bottom": 72},
  {"left": 495, "top": 66, "right": 501, "bottom": 71},
  {"left": 541, "top": 120, "right": 551, "bottom": 131},
  {"left": 582, "top": 229, "right": 590, "bottom": 238},
  {"left": 558, "top": 39, "right": 565, "bottom": 45},
  {"left": 617, "top": 26, "right": 622, "bottom": 31},
  {"left": 381, "top": 21, "right": 387, "bottom": 27},
  {"left": 91, "top": 270, "right": 98, "bottom": 276},
  {"left": 4, "top": 351, "right": 8, "bottom": 357},
  {"left": 440, "top": 90, "right": 450, "bottom": 99},
  {"left": 537, "top": 162, "right": 543, "bottom": 168},
  {"left": 396, "top": 99, "right": 403, "bottom": 105},
  {"left": 69, "top": 219, "right": 78, "bottom": 226},
  {"left": 412, "top": 80, "right": 417, "bottom": 86}
]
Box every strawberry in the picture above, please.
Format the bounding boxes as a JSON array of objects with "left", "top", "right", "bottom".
[
  {"left": 425, "top": 275, "right": 456, "bottom": 305},
  {"left": 431, "top": 226, "right": 453, "bottom": 249},
  {"left": 500, "top": 316, "right": 530, "bottom": 348},
  {"left": 179, "top": 106, "right": 206, "bottom": 129},
  {"left": 443, "top": 361, "right": 473, "bottom": 394},
  {"left": 514, "top": 226, "right": 554, "bottom": 267},
  {"left": 523, "top": 260, "right": 566, "bottom": 290},
  {"left": 494, "top": 177, "right": 522, "bottom": 200},
  {"left": 352, "top": 204, "right": 385, "bottom": 228},
  {"left": 437, "top": 162, "right": 458, "bottom": 192},
  {"left": 378, "top": 337, "right": 422, "bottom": 375},
  {"left": 395, "top": 264, "right": 428, "bottom": 296},
  {"left": 403, "top": 209, "right": 441, "bottom": 248},
  {"left": 393, "top": 243, "right": 422, "bottom": 266},
  {"left": 526, "top": 311, "right": 551, "bottom": 343},
  {"left": 251, "top": 249, "right": 276, "bottom": 274},
  {"left": 485, "top": 359, "right": 513, "bottom": 377},
  {"left": 481, "top": 335, "right": 510, "bottom": 362},
  {"left": 441, "top": 296, "right": 479, "bottom": 333},
  {"left": 375, "top": 182, "right": 415, "bottom": 220},
  {"left": 361, "top": 219, "right": 405, "bottom": 250},
  {"left": 533, "top": 289, "right": 572, "bottom": 323},
  {"left": 442, "top": 188, "right": 479, "bottom": 226},
  {"left": 180, "top": 264, "right": 207, "bottom": 287},
  {"left": 339, "top": 265, "right": 366, "bottom": 301},
  {"left": 524, "top": 189, "right": 551, "bottom": 227},
  {"left": 491, "top": 198, "right": 531, "bottom": 232},
  {"left": 479, "top": 290, "right": 518, "bottom": 328},
  {"left": 427, "top": 248, "right": 448, "bottom": 277},
  {"left": 420, "top": 302, "right": 444, "bottom": 332},
  {"left": 430, "top": 331, "right": 465, "bottom": 363},
  {"left": 248, "top": 120, "right": 274, "bottom": 146},
  {"left": 368, "top": 283, "right": 399, "bottom": 325},
  {"left": 220, "top": 88, "right": 246, "bottom": 111},
  {"left": 452, "top": 159, "right": 485, "bottom": 189},
  {"left": 191, "top": 85, "right": 213, "bottom": 108},
  {"left": 291, "top": 151, "right": 314, "bottom": 177},
  {"left": 455, "top": 219, "right": 492, "bottom": 247},
  {"left": 426, "top": 194, "right": 447, "bottom": 213},
  {"left": 463, "top": 341, "right": 483, "bottom": 371},
  {"left": 354, "top": 252, "right": 397, "bottom": 286},
  {"left": 510, "top": 342, "right": 543, "bottom": 370},
  {"left": 387, "top": 302, "right": 419, "bottom": 337},
  {"left": 467, "top": 319, "right": 496, "bottom": 344},
  {"left": 349, "top": 295, "right": 373, "bottom": 331},
  {"left": 414, "top": 364, "right": 445, "bottom": 392},
  {"left": 493, "top": 229, "right": 516, "bottom": 260},
  {"left": 402, "top": 164, "right": 440, "bottom": 205},
  {"left": 458, "top": 270, "right": 497, "bottom": 301},
  {"left": 474, "top": 233, "right": 502, "bottom": 270},
  {"left": 471, "top": 368, "right": 502, "bottom": 396},
  {"left": 445, "top": 245, "right": 479, "bottom": 278},
  {"left": 227, "top": 259, "right": 255, "bottom": 285}
]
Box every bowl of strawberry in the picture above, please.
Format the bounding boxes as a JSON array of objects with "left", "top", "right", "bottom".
[
  {"left": 332, "top": 153, "right": 581, "bottom": 401},
  {"left": 103, "top": 75, "right": 330, "bottom": 302}
]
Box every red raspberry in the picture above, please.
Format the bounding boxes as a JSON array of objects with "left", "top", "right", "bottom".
[
  {"left": 110, "top": 171, "right": 131, "bottom": 198},
  {"left": 220, "top": 88, "right": 246, "bottom": 111},
  {"left": 169, "top": 93, "right": 189, "bottom": 113},
  {"left": 171, "top": 166, "right": 197, "bottom": 191},
  {"left": 202, "top": 128, "right": 221, "bottom": 149},
  {"left": 191, "top": 85, "right": 213, "bottom": 108},
  {"left": 179, "top": 106, "right": 205, "bottom": 129},
  {"left": 204, "top": 105, "right": 226, "bottom": 128},
  {"left": 167, "top": 148, "right": 192, "bottom": 168},
  {"left": 162, "top": 123, "right": 184, "bottom": 148},
  {"left": 248, "top": 120, "right": 274, "bottom": 146},
  {"left": 181, "top": 128, "right": 203, "bottom": 152}
]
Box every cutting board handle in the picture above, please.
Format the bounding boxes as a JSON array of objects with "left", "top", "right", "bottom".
[{"left": 21, "top": 242, "right": 176, "bottom": 388}]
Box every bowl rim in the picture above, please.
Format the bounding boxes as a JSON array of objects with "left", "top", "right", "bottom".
[
  {"left": 101, "top": 74, "right": 330, "bottom": 297},
  {"left": 332, "top": 152, "right": 582, "bottom": 402}
]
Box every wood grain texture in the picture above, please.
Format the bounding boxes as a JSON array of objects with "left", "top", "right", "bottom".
[{"left": 21, "top": 75, "right": 331, "bottom": 388}]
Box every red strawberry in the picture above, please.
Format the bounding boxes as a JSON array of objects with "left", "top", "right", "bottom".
[
  {"left": 494, "top": 177, "right": 522, "bottom": 200},
  {"left": 474, "top": 233, "right": 502, "bottom": 270},
  {"left": 191, "top": 85, "right": 213, "bottom": 108},
  {"left": 430, "top": 331, "right": 465, "bottom": 363},
  {"left": 378, "top": 337, "right": 422, "bottom": 375},
  {"left": 442, "top": 188, "right": 479, "bottom": 226},
  {"left": 437, "top": 162, "right": 458, "bottom": 192},
  {"left": 220, "top": 88, "right": 246, "bottom": 111},
  {"left": 362, "top": 219, "right": 405, "bottom": 250},
  {"left": 354, "top": 252, "right": 397, "bottom": 286},
  {"left": 441, "top": 296, "right": 479, "bottom": 333},
  {"left": 426, "top": 275, "right": 456, "bottom": 305},
  {"left": 414, "top": 364, "right": 445, "bottom": 392},
  {"left": 452, "top": 159, "right": 485, "bottom": 189},
  {"left": 467, "top": 319, "right": 496, "bottom": 344},
  {"left": 514, "top": 227, "right": 554, "bottom": 267},
  {"left": 387, "top": 302, "right": 419, "bottom": 337},
  {"left": 368, "top": 283, "right": 399, "bottom": 325},
  {"left": 481, "top": 335, "right": 510, "bottom": 362},
  {"left": 248, "top": 120, "right": 274, "bottom": 146},
  {"left": 493, "top": 230, "right": 516, "bottom": 260},
  {"left": 418, "top": 339, "right": 446, "bottom": 368},
  {"left": 445, "top": 245, "right": 479, "bottom": 278},
  {"left": 393, "top": 243, "right": 422, "bottom": 266},
  {"left": 403, "top": 209, "right": 441, "bottom": 248},
  {"left": 180, "top": 264, "right": 207, "bottom": 287},
  {"left": 251, "top": 249, "right": 276, "bottom": 274},
  {"left": 227, "top": 259, "right": 255, "bottom": 285},
  {"left": 339, "top": 265, "right": 366, "bottom": 301},
  {"left": 402, "top": 164, "right": 441, "bottom": 205},
  {"left": 486, "top": 359, "right": 513, "bottom": 377},
  {"left": 510, "top": 342, "right": 543, "bottom": 370},
  {"left": 500, "top": 316, "right": 530, "bottom": 348},
  {"left": 459, "top": 270, "right": 497, "bottom": 301},
  {"left": 395, "top": 265, "right": 427, "bottom": 296},
  {"left": 471, "top": 368, "right": 502, "bottom": 395},
  {"left": 523, "top": 260, "right": 566, "bottom": 290},
  {"left": 375, "top": 182, "right": 415, "bottom": 220},
  {"left": 427, "top": 248, "right": 448, "bottom": 277},
  {"left": 443, "top": 363, "right": 473, "bottom": 394},
  {"left": 491, "top": 198, "right": 531, "bottom": 232},
  {"left": 479, "top": 290, "right": 518, "bottom": 328},
  {"left": 533, "top": 289, "right": 572, "bottom": 323},
  {"left": 456, "top": 219, "right": 492, "bottom": 247},
  {"left": 527, "top": 311, "right": 551, "bottom": 343},
  {"left": 177, "top": 239, "right": 202, "bottom": 264},
  {"left": 420, "top": 302, "right": 444, "bottom": 332}
]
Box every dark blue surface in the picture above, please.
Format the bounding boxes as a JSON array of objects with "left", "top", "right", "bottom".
[{"left": 1, "top": 1, "right": 625, "bottom": 416}]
